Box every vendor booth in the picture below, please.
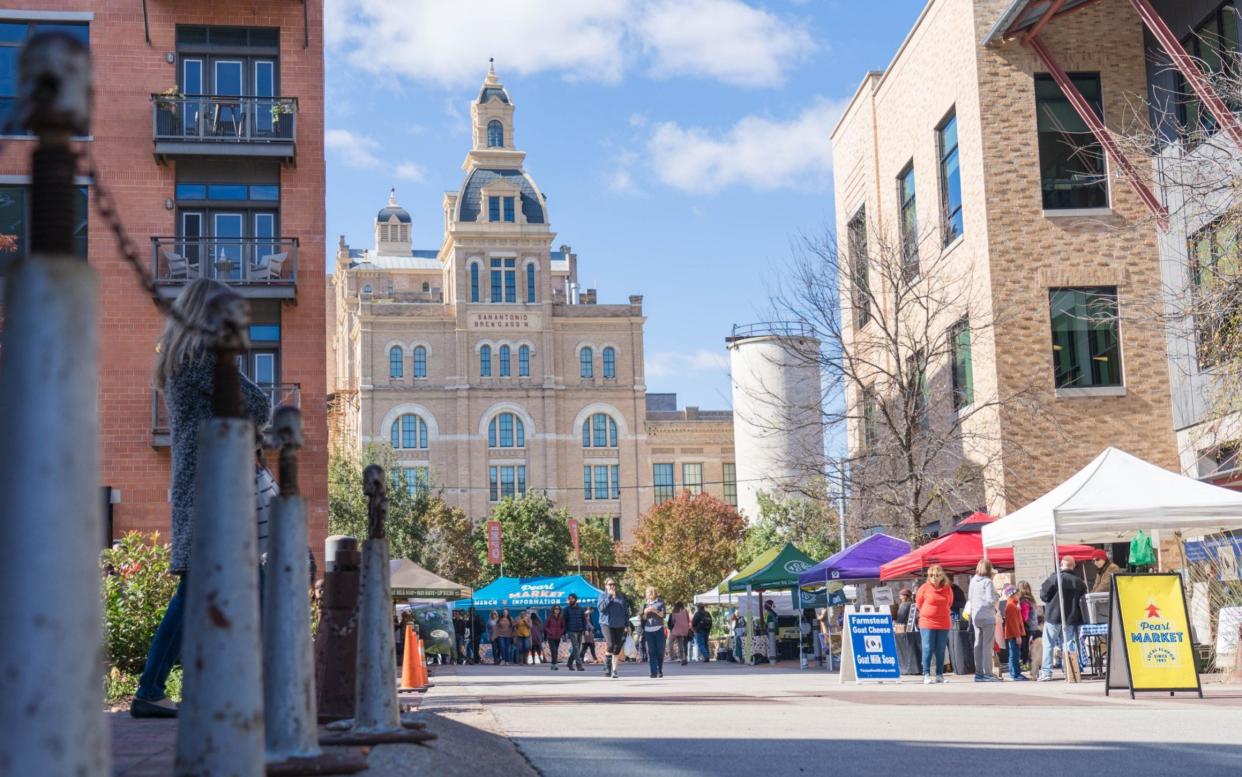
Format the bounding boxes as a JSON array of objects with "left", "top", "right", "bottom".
[
  {"left": 390, "top": 558, "right": 471, "bottom": 601},
  {"left": 452, "top": 575, "right": 603, "bottom": 610},
  {"left": 726, "top": 543, "right": 820, "bottom": 664}
]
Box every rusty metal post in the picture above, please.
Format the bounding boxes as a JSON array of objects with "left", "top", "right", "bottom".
[
  {"left": 0, "top": 33, "right": 108, "bottom": 777},
  {"left": 315, "top": 535, "right": 361, "bottom": 722},
  {"left": 174, "top": 295, "right": 265, "bottom": 777}
]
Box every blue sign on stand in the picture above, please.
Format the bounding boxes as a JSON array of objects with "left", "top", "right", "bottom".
[{"left": 842, "top": 612, "right": 900, "bottom": 683}]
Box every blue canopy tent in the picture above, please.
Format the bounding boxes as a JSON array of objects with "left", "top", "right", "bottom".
[{"left": 452, "top": 575, "right": 604, "bottom": 610}]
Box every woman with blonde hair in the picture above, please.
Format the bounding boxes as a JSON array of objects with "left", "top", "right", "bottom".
[
  {"left": 131, "top": 279, "right": 270, "bottom": 718},
  {"left": 967, "top": 559, "right": 1000, "bottom": 682},
  {"left": 916, "top": 564, "right": 955, "bottom": 684}
]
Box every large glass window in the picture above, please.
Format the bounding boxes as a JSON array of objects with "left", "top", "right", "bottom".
[
  {"left": 487, "top": 119, "right": 504, "bottom": 148},
  {"left": 498, "top": 345, "right": 511, "bottom": 377},
  {"left": 490, "top": 257, "right": 516, "bottom": 302},
  {"left": 579, "top": 347, "right": 594, "bottom": 378},
  {"left": 488, "top": 412, "right": 525, "bottom": 448},
  {"left": 1035, "top": 73, "right": 1107, "bottom": 210},
  {"left": 951, "top": 319, "right": 974, "bottom": 410},
  {"left": 413, "top": 346, "right": 427, "bottom": 378},
  {"left": 526, "top": 262, "right": 536, "bottom": 303},
  {"left": 389, "top": 345, "right": 403, "bottom": 378},
  {"left": 390, "top": 414, "right": 428, "bottom": 449},
  {"left": 488, "top": 196, "right": 500, "bottom": 222},
  {"left": 1049, "top": 287, "right": 1122, "bottom": 388},
  {"left": 1, "top": 21, "right": 89, "bottom": 134},
  {"left": 848, "top": 208, "right": 870, "bottom": 328},
  {"left": 518, "top": 345, "right": 530, "bottom": 377},
  {"left": 470, "top": 262, "right": 480, "bottom": 302},
  {"left": 682, "top": 463, "right": 704, "bottom": 495},
  {"left": 603, "top": 347, "right": 616, "bottom": 379},
  {"left": 503, "top": 197, "right": 515, "bottom": 223},
  {"left": 479, "top": 344, "right": 492, "bottom": 377},
  {"left": 723, "top": 463, "right": 738, "bottom": 507},
  {"left": 938, "top": 110, "right": 963, "bottom": 244},
  {"left": 1179, "top": 3, "right": 1240, "bottom": 140},
  {"left": 653, "top": 463, "right": 675, "bottom": 504},
  {"left": 898, "top": 163, "right": 918, "bottom": 278},
  {"left": 489, "top": 464, "right": 526, "bottom": 501},
  {"left": 400, "top": 467, "right": 429, "bottom": 497},
  {"left": 582, "top": 413, "right": 618, "bottom": 448},
  {"left": 0, "top": 185, "right": 89, "bottom": 263},
  {"left": 1190, "top": 220, "right": 1241, "bottom": 368}
]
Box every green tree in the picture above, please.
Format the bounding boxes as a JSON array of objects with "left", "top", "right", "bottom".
[
  {"left": 474, "top": 492, "right": 572, "bottom": 584},
  {"left": 625, "top": 493, "right": 745, "bottom": 606},
  {"left": 421, "top": 497, "right": 482, "bottom": 587},
  {"left": 736, "top": 491, "right": 841, "bottom": 569},
  {"left": 328, "top": 444, "right": 427, "bottom": 561}
]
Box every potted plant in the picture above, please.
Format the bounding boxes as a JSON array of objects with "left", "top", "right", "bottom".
[{"left": 269, "top": 98, "right": 296, "bottom": 135}]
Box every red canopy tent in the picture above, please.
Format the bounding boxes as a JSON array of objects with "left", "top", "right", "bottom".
[{"left": 879, "top": 512, "right": 1096, "bottom": 581}]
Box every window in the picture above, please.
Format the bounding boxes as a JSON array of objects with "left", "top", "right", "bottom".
[
  {"left": 470, "top": 262, "right": 480, "bottom": 302},
  {"left": 1, "top": 21, "right": 89, "bottom": 134},
  {"left": 1035, "top": 74, "right": 1107, "bottom": 210},
  {"left": 611, "top": 517, "right": 622, "bottom": 541},
  {"left": 488, "top": 196, "right": 500, "bottom": 222},
  {"left": 950, "top": 319, "right": 974, "bottom": 410},
  {"left": 363, "top": 285, "right": 373, "bottom": 295},
  {"left": 580, "top": 347, "right": 594, "bottom": 378},
  {"left": 503, "top": 197, "right": 515, "bottom": 223},
  {"left": 479, "top": 344, "right": 492, "bottom": 377},
  {"left": 584, "top": 465, "right": 616, "bottom": 500},
  {"left": 173, "top": 180, "right": 278, "bottom": 282},
  {"left": 611, "top": 464, "right": 620, "bottom": 499},
  {"left": 490, "top": 258, "right": 516, "bottom": 302},
  {"left": 582, "top": 413, "right": 618, "bottom": 448},
  {"left": 910, "top": 349, "right": 929, "bottom": 431},
  {"left": 653, "top": 463, "right": 675, "bottom": 504},
  {"left": 937, "top": 110, "right": 963, "bottom": 244},
  {"left": 682, "top": 463, "right": 704, "bottom": 495},
  {"left": 487, "top": 119, "right": 504, "bottom": 147},
  {"left": 488, "top": 412, "right": 525, "bottom": 448},
  {"left": 862, "top": 386, "right": 880, "bottom": 451},
  {"left": 526, "top": 262, "right": 536, "bottom": 303},
  {"left": 1178, "top": 3, "right": 1240, "bottom": 140},
  {"left": 723, "top": 463, "right": 738, "bottom": 507},
  {"left": 499, "top": 345, "right": 511, "bottom": 377},
  {"left": 602, "top": 347, "right": 616, "bottom": 379},
  {"left": 421, "top": 281, "right": 430, "bottom": 292},
  {"left": 390, "top": 414, "right": 428, "bottom": 449},
  {"left": 400, "top": 467, "right": 429, "bottom": 497},
  {"left": 518, "top": 345, "right": 530, "bottom": 377},
  {"left": 848, "top": 208, "right": 870, "bottom": 328},
  {"left": 1190, "top": 219, "right": 1242, "bottom": 367},
  {"left": 897, "top": 163, "right": 918, "bottom": 278},
  {"left": 1049, "top": 287, "right": 1122, "bottom": 388},
  {"left": 388, "top": 346, "right": 403, "bottom": 378},
  {"left": 0, "top": 185, "right": 88, "bottom": 263},
  {"left": 413, "top": 346, "right": 427, "bottom": 378},
  {"left": 489, "top": 465, "right": 526, "bottom": 501}
]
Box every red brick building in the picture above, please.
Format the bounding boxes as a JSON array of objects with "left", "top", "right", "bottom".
[{"left": 0, "top": 2, "right": 327, "bottom": 563}]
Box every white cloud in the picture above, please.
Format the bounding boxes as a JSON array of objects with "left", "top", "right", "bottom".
[
  {"left": 636, "top": 0, "right": 815, "bottom": 87},
  {"left": 608, "top": 170, "right": 638, "bottom": 194},
  {"left": 646, "top": 98, "right": 844, "bottom": 193},
  {"left": 394, "top": 162, "right": 427, "bottom": 182},
  {"left": 628, "top": 113, "right": 647, "bottom": 128},
  {"left": 325, "top": 0, "right": 813, "bottom": 88},
  {"left": 325, "top": 128, "right": 382, "bottom": 169},
  {"left": 646, "top": 349, "right": 729, "bottom": 378}
]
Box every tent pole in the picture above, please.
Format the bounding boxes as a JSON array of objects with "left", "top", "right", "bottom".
[{"left": 825, "top": 568, "right": 832, "bottom": 671}]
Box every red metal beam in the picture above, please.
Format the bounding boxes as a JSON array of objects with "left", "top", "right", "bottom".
[
  {"left": 1128, "top": 0, "right": 1242, "bottom": 151},
  {"left": 1023, "top": 0, "right": 1069, "bottom": 45},
  {"left": 1029, "top": 34, "right": 1168, "bottom": 228}
]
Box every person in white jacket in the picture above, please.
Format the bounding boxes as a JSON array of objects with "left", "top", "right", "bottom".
[{"left": 967, "top": 560, "right": 1000, "bottom": 682}]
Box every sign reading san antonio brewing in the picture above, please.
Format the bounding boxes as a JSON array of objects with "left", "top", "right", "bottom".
[
  {"left": 1105, "top": 573, "right": 1202, "bottom": 699},
  {"left": 469, "top": 311, "right": 540, "bottom": 330}
]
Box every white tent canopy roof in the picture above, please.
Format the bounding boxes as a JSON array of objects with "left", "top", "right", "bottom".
[{"left": 982, "top": 447, "right": 1242, "bottom": 547}]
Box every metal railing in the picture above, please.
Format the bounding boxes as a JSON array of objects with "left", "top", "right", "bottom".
[
  {"left": 152, "top": 94, "right": 297, "bottom": 146},
  {"left": 153, "top": 383, "right": 301, "bottom": 443},
  {"left": 730, "top": 321, "right": 816, "bottom": 339},
  {"left": 151, "top": 237, "right": 297, "bottom": 287}
]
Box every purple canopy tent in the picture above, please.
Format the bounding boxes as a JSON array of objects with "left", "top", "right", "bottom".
[{"left": 798, "top": 533, "right": 912, "bottom": 587}]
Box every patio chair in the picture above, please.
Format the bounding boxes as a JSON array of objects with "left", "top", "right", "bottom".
[
  {"left": 162, "top": 249, "right": 191, "bottom": 281},
  {"left": 251, "top": 251, "right": 288, "bottom": 281}
]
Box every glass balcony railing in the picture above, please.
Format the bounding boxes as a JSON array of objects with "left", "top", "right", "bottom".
[
  {"left": 152, "top": 94, "right": 297, "bottom": 159},
  {"left": 151, "top": 237, "right": 297, "bottom": 299},
  {"left": 153, "top": 383, "right": 300, "bottom": 447}
]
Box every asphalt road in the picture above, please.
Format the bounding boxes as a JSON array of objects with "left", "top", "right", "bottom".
[{"left": 422, "top": 660, "right": 1242, "bottom": 777}]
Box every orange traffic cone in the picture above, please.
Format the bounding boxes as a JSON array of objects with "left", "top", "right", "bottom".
[
  {"left": 399, "top": 625, "right": 421, "bottom": 692},
  {"left": 414, "top": 635, "right": 431, "bottom": 691}
]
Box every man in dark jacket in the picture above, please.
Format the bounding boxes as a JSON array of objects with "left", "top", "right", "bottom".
[
  {"left": 597, "top": 578, "right": 630, "bottom": 679},
  {"left": 1037, "top": 557, "right": 1087, "bottom": 681},
  {"left": 691, "top": 604, "right": 713, "bottom": 663},
  {"left": 564, "top": 593, "right": 588, "bottom": 671}
]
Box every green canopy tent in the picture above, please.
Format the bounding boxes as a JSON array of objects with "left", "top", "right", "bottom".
[
  {"left": 725, "top": 543, "right": 819, "bottom": 666},
  {"left": 389, "top": 558, "right": 472, "bottom": 601}
]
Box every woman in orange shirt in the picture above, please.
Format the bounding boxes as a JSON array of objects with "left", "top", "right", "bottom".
[
  {"left": 916, "top": 564, "right": 955, "bottom": 684},
  {"left": 1002, "top": 584, "right": 1028, "bottom": 681}
]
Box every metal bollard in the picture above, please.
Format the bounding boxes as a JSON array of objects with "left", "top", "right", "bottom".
[
  {"left": 315, "top": 535, "right": 361, "bottom": 722},
  {"left": 0, "top": 32, "right": 107, "bottom": 777},
  {"left": 320, "top": 466, "right": 435, "bottom": 746},
  {"left": 263, "top": 407, "right": 367, "bottom": 775},
  {"left": 174, "top": 295, "right": 265, "bottom": 776}
]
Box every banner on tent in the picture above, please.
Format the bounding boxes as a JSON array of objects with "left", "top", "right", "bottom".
[
  {"left": 840, "top": 610, "right": 900, "bottom": 683},
  {"left": 1106, "top": 573, "right": 1202, "bottom": 699}
]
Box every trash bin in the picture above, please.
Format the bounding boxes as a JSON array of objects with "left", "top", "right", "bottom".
[{"left": 949, "top": 627, "right": 975, "bottom": 675}]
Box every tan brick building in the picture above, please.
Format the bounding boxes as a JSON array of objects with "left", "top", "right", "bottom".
[
  {"left": 0, "top": 3, "right": 327, "bottom": 559},
  {"left": 329, "top": 67, "right": 738, "bottom": 542},
  {"left": 832, "top": 0, "right": 1179, "bottom": 534}
]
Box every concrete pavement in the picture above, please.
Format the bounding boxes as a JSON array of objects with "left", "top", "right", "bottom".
[{"left": 421, "top": 659, "right": 1242, "bottom": 777}]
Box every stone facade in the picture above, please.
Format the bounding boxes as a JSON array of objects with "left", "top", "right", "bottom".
[{"left": 832, "top": 0, "right": 1179, "bottom": 532}]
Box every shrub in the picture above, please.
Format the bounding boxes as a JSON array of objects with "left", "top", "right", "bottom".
[{"left": 101, "top": 532, "right": 180, "bottom": 675}]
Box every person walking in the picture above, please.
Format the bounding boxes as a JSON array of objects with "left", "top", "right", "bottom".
[
  {"left": 545, "top": 605, "right": 566, "bottom": 670},
  {"left": 1002, "top": 584, "right": 1029, "bottom": 681},
  {"left": 530, "top": 612, "right": 544, "bottom": 664},
  {"left": 581, "top": 608, "right": 598, "bottom": 664},
  {"left": 131, "top": 279, "right": 271, "bottom": 719},
  {"left": 1038, "top": 557, "right": 1087, "bottom": 681},
  {"left": 968, "top": 559, "right": 1000, "bottom": 682},
  {"left": 452, "top": 611, "right": 467, "bottom": 664},
  {"left": 640, "top": 587, "right": 668, "bottom": 678},
  {"left": 668, "top": 602, "right": 692, "bottom": 666},
  {"left": 597, "top": 578, "right": 629, "bottom": 679},
  {"left": 564, "top": 594, "right": 587, "bottom": 670},
  {"left": 691, "top": 603, "right": 713, "bottom": 663},
  {"left": 515, "top": 612, "right": 533, "bottom": 664},
  {"left": 495, "top": 609, "right": 515, "bottom": 665},
  {"left": 1018, "top": 581, "right": 1039, "bottom": 668},
  {"left": 916, "top": 564, "right": 955, "bottom": 685}
]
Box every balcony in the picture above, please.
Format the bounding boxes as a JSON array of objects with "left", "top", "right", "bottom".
[
  {"left": 152, "top": 237, "right": 297, "bottom": 299},
  {"left": 153, "top": 383, "right": 300, "bottom": 448},
  {"left": 152, "top": 94, "right": 297, "bottom": 161}
]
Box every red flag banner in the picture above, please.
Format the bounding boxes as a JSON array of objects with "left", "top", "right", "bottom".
[
  {"left": 487, "top": 520, "right": 503, "bottom": 565},
  {"left": 568, "top": 518, "right": 580, "bottom": 556}
]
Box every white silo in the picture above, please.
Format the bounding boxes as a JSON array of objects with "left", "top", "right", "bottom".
[{"left": 727, "top": 322, "right": 824, "bottom": 522}]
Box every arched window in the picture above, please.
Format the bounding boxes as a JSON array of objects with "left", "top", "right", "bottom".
[
  {"left": 479, "top": 345, "right": 492, "bottom": 377},
  {"left": 413, "top": 346, "right": 427, "bottom": 378},
  {"left": 390, "top": 413, "right": 428, "bottom": 449},
  {"left": 526, "top": 263, "right": 536, "bottom": 303},
  {"left": 487, "top": 119, "right": 504, "bottom": 148},
  {"left": 389, "top": 346, "right": 403, "bottom": 378},
  {"left": 518, "top": 345, "right": 530, "bottom": 377},
  {"left": 470, "top": 263, "right": 480, "bottom": 303},
  {"left": 499, "top": 345, "right": 511, "bottom": 377},
  {"left": 579, "top": 347, "right": 594, "bottom": 379},
  {"left": 363, "top": 284, "right": 373, "bottom": 295},
  {"left": 488, "top": 412, "right": 525, "bottom": 448},
  {"left": 603, "top": 347, "right": 616, "bottom": 379},
  {"left": 582, "top": 413, "right": 618, "bottom": 448}
]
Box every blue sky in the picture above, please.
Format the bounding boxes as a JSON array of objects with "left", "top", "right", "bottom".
[{"left": 324, "top": 0, "right": 927, "bottom": 410}]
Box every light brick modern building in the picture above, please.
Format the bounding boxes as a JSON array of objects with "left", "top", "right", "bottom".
[
  {"left": 0, "top": 3, "right": 327, "bottom": 559},
  {"left": 328, "top": 67, "right": 739, "bottom": 542},
  {"left": 832, "top": 0, "right": 1180, "bottom": 535}
]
